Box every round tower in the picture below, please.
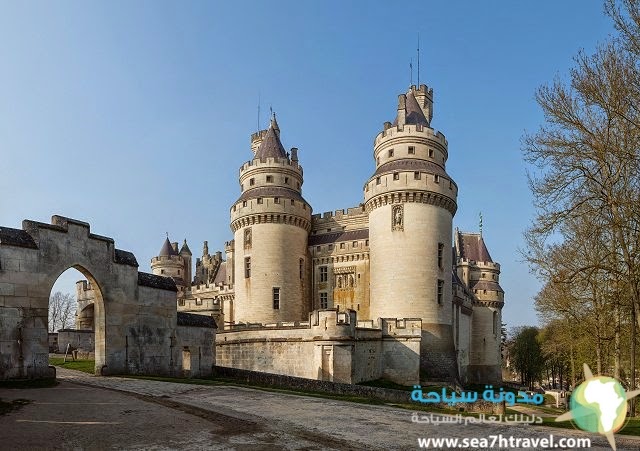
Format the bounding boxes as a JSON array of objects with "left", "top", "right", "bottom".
[
  {"left": 231, "top": 115, "right": 312, "bottom": 324},
  {"left": 364, "top": 84, "right": 459, "bottom": 380},
  {"left": 151, "top": 237, "right": 187, "bottom": 292},
  {"left": 455, "top": 230, "right": 504, "bottom": 383}
]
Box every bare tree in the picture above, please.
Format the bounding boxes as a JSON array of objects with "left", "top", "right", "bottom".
[{"left": 49, "top": 291, "right": 75, "bottom": 332}]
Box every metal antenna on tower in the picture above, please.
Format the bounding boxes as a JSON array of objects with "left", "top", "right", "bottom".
[
  {"left": 410, "top": 58, "right": 413, "bottom": 86},
  {"left": 479, "top": 212, "right": 483, "bottom": 237},
  {"left": 257, "top": 91, "right": 261, "bottom": 132},
  {"left": 417, "top": 33, "right": 420, "bottom": 87}
]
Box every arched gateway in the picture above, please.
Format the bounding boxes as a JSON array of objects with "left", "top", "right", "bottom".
[{"left": 0, "top": 216, "right": 215, "bottom": 379}]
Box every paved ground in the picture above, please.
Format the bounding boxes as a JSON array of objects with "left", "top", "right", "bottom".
[{"left": 1, "top": 368, "right": 640, "bottom": 450}]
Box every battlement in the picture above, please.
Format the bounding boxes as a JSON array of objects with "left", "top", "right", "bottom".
[
  {"left": 239, "top": 156, "right": 303, "bottom": 176},
  {"left": 224, "top": 240, "right": 234, "bottom": 251},
  {"left": 151, "top": 255, "right": 183, "bottom": 264},
  {"left": 375, "top": 124, "right": 448, "bottom": 148},
  {"left": 412, "top": 83, "right": 434, "bottom": 97},
  {"left": 190, "top": 283, "right": 234, "bottom": 295},
  {"left": 311, "top": 205, "right": 366, "bottom": 223},
  {"left": 457, "top": 259, "right": 500, "bottom": 270}
]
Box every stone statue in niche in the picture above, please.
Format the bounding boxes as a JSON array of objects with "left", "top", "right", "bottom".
[
  {"left": 392, "top": 204, "right": 404, "bottom": 231},
  {"left": 244, "top": 228, "right": 252, "bottom": 249},
  {"left": 348, "top": 274, "right": 354, "bottom": 287},
  {"left": 337, "top": 275, "right": 343, "bottom": 288}
]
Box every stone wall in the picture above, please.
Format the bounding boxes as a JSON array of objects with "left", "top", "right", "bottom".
[
  {"left": 0, "top": 216, "right": 215, "bottom": 380},
  {"left": 216, "top": 309, "right": 421, "bottom": 385},
  {"left": 57, "top": 329, "right": 94, "bottom": 353}
]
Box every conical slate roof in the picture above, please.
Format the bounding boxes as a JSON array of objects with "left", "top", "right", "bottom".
[
  {"left": 159, "top": 237, "right": 178, "bottom": 257},
  {"left": 179, "top": 239, "right": 192, "bottom": 256},
  {"left": 393, "top": 90, "right": 429, "bottom": 126},
  {"left": 254, "top": 123, "right": 287, "bottom": 160}
]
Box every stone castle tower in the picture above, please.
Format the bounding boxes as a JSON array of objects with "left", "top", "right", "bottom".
[
  {"left": 455, "top": 230, "right": 504, "bottom": 382},
  {"left": 230, "top": 115, "right": 312, "bottom": 324},
  {"left": 365, "top": 84, "right": 459, "bottom": 379},
  {"left": 151, "top": 237, "right": 192, "bottom": 294}
]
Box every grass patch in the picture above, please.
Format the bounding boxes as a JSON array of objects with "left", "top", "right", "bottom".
[
  {"left": 358, "top": 379, "right": 440, "bottom": 392},
  {"left": 49, "top": 358, "right": 95, "bottom": 374},
  {"left": 541, "top": 416, "right": 640, "bottom": 436}
]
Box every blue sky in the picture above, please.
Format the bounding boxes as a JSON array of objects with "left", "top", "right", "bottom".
[{"left": 0, "top": 1, "right": 614, "bottom": 328}]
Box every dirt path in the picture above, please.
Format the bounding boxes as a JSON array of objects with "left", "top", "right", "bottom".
[{"left": 2, "top": 368, "right": 640, "bottom": 450}]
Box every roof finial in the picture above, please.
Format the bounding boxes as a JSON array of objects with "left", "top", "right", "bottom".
[
  {"left": 479, "top": 212, "right": 483, "bottom": 237},
  {"left": 166, "top": 231, "right": 169, "bottom": 239}
]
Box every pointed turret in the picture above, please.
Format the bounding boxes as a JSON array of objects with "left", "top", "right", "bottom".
[
  {"left": 254, "top": 119, "right": 287, "bottom": 160},
  {"left": 179, "top": 239, "right": 192, "bottom": 256},
  {"left": 159, "top": 237, "right": 177, "bottom": 257}
]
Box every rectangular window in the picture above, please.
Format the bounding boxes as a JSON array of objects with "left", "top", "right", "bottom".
[
  {"left": 291, "top": 199, "right": 295, "bottom": 205},
  {"left": 437, "top": 279, "right": 444, "bottom": 305},
  {"left": 274, "top": 197, "right": 280, "bottom": 204},
  {"left": 340, "top": 243, "right": 345, "bottom": 249},
  {"left": 242, "top": 201, "right": 247, "bottom": 207},
  {"left": 320, "top": 266, "right": 328, "bottom": 282},
  {"left": 438, "top": 243, "right": 444, "bottom": 269},
  {"left": 273, "top": 287, "right": 280, "bottom": 309},
  {"left": 257, "top": 197, "right": 263, "bottom": 204},
  {"left": 284, "top": 177, "right": 289, "bottom": 184},
  {"left": 244, "top": 257, "right": 251, "bottom": 278},
  {"left": 388, "top": 149, "right": 394, "bottom": 157},
  {"left": 376, "top": 177, "right": 381, "bottom": 185},
  {"left": 299, "top": 258, "right": 304, "bottom": 280},
  {"left": 195, "top": 298, "right": 203, "bottom": 306},
  {"left": 434, "top": 175, "right": 440, "bottom": 183},
  {"left": 178, "top": 299, "right": 185, "bottom": 306},
  {"left": 393, "top": 172, "right": 399, "bottom": 180},
  {"left": 266, "top": 175, "right": 273, "bottom": 183},
  {"left": 414, "top": 171, "right": 420, "bottom": 180},
  {"left": 250, "top": 178, "right": 255, "bottom": 186},
  {"left": 408, "top": 146, "right": 415, "bottom": 154},
  {"left": 429, "top": 149, "right": 434, "bottom": 157},
  {"left": 352, "top": 241, "right": 358, "bottom": 247},
  {"left": 320, "top": 292, "right": 328, "bottom": 309}
]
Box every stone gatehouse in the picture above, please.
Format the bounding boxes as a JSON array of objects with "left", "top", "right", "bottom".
[{"left": 0, "top": 215, "right": 215, "bottom": 379}]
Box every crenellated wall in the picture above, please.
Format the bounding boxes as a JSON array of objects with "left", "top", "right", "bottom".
[{"left": 216, "top": 309, "right": 421, "bottom": 385}]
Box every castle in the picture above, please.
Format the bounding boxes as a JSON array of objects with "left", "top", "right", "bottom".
[{"left": 144, "top": 83, "right": 504, "bottom": 385}]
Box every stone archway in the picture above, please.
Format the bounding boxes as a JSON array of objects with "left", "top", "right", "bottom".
[
  {"left": 48, "top": 265, "right": 106, "bottom": 372},
  {"left": 0, "top": 215, "right": 216, "bottom": 380}
]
